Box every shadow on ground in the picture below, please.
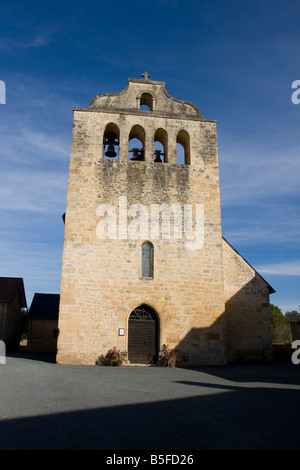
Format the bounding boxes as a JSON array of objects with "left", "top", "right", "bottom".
[
  {"left": 1, "top": 355, "right": 300, "bottom": 450},
  {"left": 8, "top": 350, "right": 56, "bottom": 363}
]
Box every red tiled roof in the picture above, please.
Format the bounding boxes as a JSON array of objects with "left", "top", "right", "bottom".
[{"left": 0, "top": 277, "right": 27, "bottom": 307}]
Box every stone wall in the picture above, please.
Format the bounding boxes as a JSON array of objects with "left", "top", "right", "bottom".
[
  {"left": 29, "top": 319, "right": 58, "bottom": 353},
  {"left": 222, "top": 238, "right": 273, "bottom": 362},
  {"left": 56, "top": 77, "right": 273, "bottom": 366},
  {"left": 57, "top": 78, "right": 227, "bottom": 366},
  {"left": 1, "top": 294, "right": 22, "bottom": 352}
]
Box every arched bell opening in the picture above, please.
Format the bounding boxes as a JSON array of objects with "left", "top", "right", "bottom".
[
  {"left": 128, "top": 124, "right": 145, "bottom": 161},
  {"left": 154, "top": 128, "right": 168, "bottom": 163},
  {"left": 103, "top": 123, "right": 120, "bottom": 160},
  {"left": 140, "top": 92, "right": 153, "bottom": 111},
  {"left": 128, "top": 304, "right": 159, "bottom": 364},
  {"left": 176, "top": 129, "right": 190, "bottom": 165}
]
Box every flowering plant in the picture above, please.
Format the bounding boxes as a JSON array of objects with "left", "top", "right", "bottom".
[
  {"left": 96, "top": 347, "right": 127, "bottom": 366},
  {"left": 158, "top": 344, "right": 180, "bottom": 367},
  {"left": 105, "top": 347, "right": 127, "bottom": 366}
]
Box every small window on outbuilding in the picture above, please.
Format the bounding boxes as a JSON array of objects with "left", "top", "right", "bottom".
[{"left": 141, "top": 242, "right": 153, "bottom": 278}]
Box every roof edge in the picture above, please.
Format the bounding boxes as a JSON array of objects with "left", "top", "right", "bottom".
[{"left": 222, "top": 237, "right": 276, "bottom": 294}]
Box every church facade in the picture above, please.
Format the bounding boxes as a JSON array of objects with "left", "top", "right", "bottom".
[{"left": 56, "top": 74, "right": 274, "bottom": 366}]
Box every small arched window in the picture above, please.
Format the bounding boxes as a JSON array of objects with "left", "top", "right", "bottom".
[
  {"left": 141, "top": 242, "right": 153, "bottom": 278},
  {"left": 140, "top": 92, "right": 153, "bottom": 111},
  {"left": 177, "top": 130, "right": 190, "bottom": 165}
]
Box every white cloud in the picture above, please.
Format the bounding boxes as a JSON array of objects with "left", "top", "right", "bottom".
[
  {"left": 219, "top": 145, "right": 300, "bottom": 206},
  {"left": 0, "top": 126, "right": 69, "bottom": 165},
  {"left": 255, "top": 260, "right": 300, "bottom": 276},
  {"left": 20, "top": 129, "right": 69, "bottom": 159},
  {"left": 221, "top": 201, "right": 300, "bottom": 247},
  {"left": 273, "top": 301, "right": 300, "bottom": 314},
  {"left": 0, "top": 35, "right": 49, "bottom": 50},
  {"left": 0, "top": 167, "right": 68, "bottom": 213},
  {"left": 0, "top": 238, "right": 63, "bottom": 306},
  {"left": 0, "top": 81, "right": 71, "bottom": 215},
  {"left": 0, "top": 17, "right": 66, "bottom": 52}
]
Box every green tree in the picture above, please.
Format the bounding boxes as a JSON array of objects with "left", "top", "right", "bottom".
[
  {"left": 285, "top": 310, "right": 300, "bottom": 323},
  {"left": 270, "top": 304, "right": 291, "bottom": 344},
  {"left": 270, "top": 304, "right": 285, "bottom": 329}
]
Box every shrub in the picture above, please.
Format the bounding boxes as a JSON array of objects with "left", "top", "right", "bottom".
[
  {"left": 158, "top": 344, "right": 180, "bottom": 367},
  {"left": 96, "top": 347, "right": 127, "bottom": 366},
  {"left": 272, "top": 324, "right": 292, "bottom": 344}
]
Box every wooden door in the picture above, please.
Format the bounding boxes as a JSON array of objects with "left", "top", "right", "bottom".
[{"left": 128, "top": 305, "right": 158, "bottom": 364}]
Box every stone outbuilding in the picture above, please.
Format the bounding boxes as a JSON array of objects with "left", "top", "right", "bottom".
[
  {"left": 222, "top": 238, "right": 275, "bottom": 362},
  {"left": 0, "top": 277, "right": 27, "bottom": 352},
  {"left": 28, "top": 293, "right": 60, "bottom": 353},
  {"left": 56, "top": 73, "right": 274, "bottom": 366}
]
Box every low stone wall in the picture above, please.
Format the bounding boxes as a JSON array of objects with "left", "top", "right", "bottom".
[
  {"left": 29, "top": 319, "right": 58, "bottom": 353},
  {"left": 291, "top": 322, "right": 300, "bottom": 341},
  {"left": 272, "top": 344, "right": 293, "bottom": 362}
]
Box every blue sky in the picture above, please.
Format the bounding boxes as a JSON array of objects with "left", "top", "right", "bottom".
[{"left": 0, "top": 0, "right": 299, "bottom": 313}]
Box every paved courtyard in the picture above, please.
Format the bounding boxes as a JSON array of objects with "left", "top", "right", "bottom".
[{"left": 0, "top": 352, "right": 300, "bottom": 450}]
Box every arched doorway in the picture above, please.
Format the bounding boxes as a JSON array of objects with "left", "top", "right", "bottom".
[{"left": 128, "top": 304, "right": 159, "bottom": 364}]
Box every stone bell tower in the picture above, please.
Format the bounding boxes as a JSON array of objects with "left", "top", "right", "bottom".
[{"left": 56, "top": 72, "right": 227, "bottom": 366}]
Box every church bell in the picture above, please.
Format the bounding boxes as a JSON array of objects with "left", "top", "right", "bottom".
[
  {"left": 129, "top": 148, "right": 144, "bottom": 161},
  {"left": 154, "top": 149, "right": 164, "bottom": 163},
  {"left": 104, "top": 132, "right": 119, "bottom": 158},
  {"left": 105, "top": 143, "right": 117, "bottom": 158}
]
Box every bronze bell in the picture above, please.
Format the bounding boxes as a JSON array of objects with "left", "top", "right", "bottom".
[
  {"left": 105, "top": 143, "right": 117, "bottom": 158},
  {"left": 129, "top": 148, "right": 143, "bottom": 161},
  {"left": 154, "top": 149, "right": 164, "bottom": 162}
]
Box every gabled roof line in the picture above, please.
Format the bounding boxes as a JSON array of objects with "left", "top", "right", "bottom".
[
  {"left": 222, "top": 237, "right": 276, "bottom": 294},
  {"left": 0, "top": 277, "right": 27, "bottom": 306}
]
